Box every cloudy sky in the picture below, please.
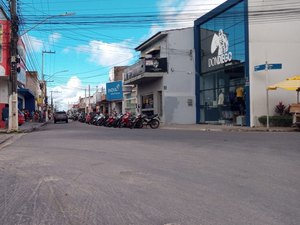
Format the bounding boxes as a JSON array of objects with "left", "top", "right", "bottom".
[{"left": 20, "top": 0, "right": 225, "bottom": 110}]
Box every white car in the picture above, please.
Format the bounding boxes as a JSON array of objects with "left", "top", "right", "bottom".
[{"left": 53, "top": 111, "right": 68, "bottom": 123}]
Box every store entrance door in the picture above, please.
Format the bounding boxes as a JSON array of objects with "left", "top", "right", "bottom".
[{"left": 200, "top": 64, "right": 246, "bottom": 125}]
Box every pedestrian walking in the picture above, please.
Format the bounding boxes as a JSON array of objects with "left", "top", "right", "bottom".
[{"left": 2, "top": 104, "right": 9, "bottom": 129}]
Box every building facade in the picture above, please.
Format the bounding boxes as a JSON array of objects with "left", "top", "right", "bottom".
[
  {"left": 194, "top": 0, "right": 300, "bottom": 127},
  {"left": 0, "top": 8, "right": 11, "bottom": 128},
  {"left": 124, "top": 27, "right": 196, "bottom": 124}
]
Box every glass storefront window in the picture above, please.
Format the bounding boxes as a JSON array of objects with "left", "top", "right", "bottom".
[
  {"left": 198, "top": 1, "right": 247, "bottom": 125},
  {"left": 142, "top": 94, "right": 153, "bottom": 109},
  {"left": 200, "top": 65, "right": 245, "bottom": 123},
  {"left": 141, "top": 94, "right": 154, "bottom": 116},
  {"left": 200, "top": 1, "right": 246, "bottom": 74}
]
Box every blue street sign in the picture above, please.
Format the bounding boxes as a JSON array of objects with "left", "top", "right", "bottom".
[
  {"left": 254, "top": 63, "right": 282, "bottom": 72},
  {"left": 267, "top": 63, "right": 282, "bottom": 70},
  {"left": 254, "top": 64, "right": 266, "bottom": 71}
]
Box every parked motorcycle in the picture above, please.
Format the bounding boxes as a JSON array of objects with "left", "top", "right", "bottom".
[
  {"left": 95, "top": 113, "right": 106, "bottom": 126},
  {"left": 118, "top": 112, "right": 133, "bottom": 128},
  {"left": 78, "top": 112, "right": 86, "bottom": 123},
  {"left": 103, "top": 112, "right": 118, "bottom": 127},
  {"left": 131, "top": 114, "right": 160, "bottom": 129},
  {"left": 91, "top": 113, "right": 100, "bottom": 125},
  {"left": 112, "top": 114, "right": 124, "bottom": 128}
]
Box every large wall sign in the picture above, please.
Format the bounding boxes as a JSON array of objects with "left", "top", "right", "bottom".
[
  {"left": 106, "top": 81, "right": 123, "bottom": 101},
  {"left": 208, "top": 29, "right": 232, "bottom": 68},
  {"left": 200, "top": 29, "right": 234, "bottom": 73}
]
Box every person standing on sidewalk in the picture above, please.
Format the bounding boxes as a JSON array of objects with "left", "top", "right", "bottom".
[{"left": 2, "top": 104, "right": 9, "bottom": 129}]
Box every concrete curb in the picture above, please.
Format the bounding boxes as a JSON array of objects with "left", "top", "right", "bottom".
[
  {"left": 160, "top": 124, "right": 299, "bottom": 132},
  {"left": 0, "top": 122, "right": 47, "bottom": 133}
]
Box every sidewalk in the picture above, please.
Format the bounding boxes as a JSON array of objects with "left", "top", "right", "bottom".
[
  {"left": 18, "top": 121, "right": 47, "bottom": 133},
  {"left": 0, "top": 121, "right": 47, "bottom": 145},
  {"left": 161, "top": 123, "right": 299, "bottom": 132}
]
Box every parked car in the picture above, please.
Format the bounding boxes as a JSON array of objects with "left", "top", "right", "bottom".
[
  {"left": 53, "top": 111, "right": 68, "bottom": 123},
  {"left": 18, "top": 109, "right": 25, "bottom": 126}
]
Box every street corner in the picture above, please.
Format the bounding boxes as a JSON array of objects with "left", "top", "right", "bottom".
[
  {"left": 18, "top": 121, "right": 48, "bottom": 133},
  {"left": 0, "top": 133, "right": 15, "bottom": 146}
]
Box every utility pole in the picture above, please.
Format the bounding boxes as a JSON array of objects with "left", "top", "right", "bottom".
[
  {"left": 84, "top": 88, "right": 87, "bottom": 113},
  {"left": 42, "top": 51, "right": 55, "bottom": 81},
  {"left": 42, "top": 50, "right": 55, "bottom": 122},
  {"left": 51, "top": 91, "right": 53, "bottom": 111},
  {"left": 88, "top": 84, "right": 91, "bottom": 113},
  {"left": 9, "top": 0, "right": 19, "bottom": 131},
  {"left": 50, "top": 90, "right": 60, "bottom": 114}
]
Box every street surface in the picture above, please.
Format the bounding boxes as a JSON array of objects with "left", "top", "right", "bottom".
[{"left": 0, "top": 121, "right": 299, "bottom": 225}]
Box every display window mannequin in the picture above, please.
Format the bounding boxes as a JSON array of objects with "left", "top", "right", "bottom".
[
  {"left": 236, "top": 86, "right": 245, "bottom": 115},
  {"left": 218, "top": 90, "right": 224, "bottom": 105}
]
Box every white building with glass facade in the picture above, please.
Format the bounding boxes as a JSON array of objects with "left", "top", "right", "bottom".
[{"left": 194, "top": 0, "right": 300, "bottom": 127}]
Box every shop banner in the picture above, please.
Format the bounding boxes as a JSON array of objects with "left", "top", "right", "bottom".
[
  {"left": 145, "top": 58, "right": 168, "bottom": 73},
  {"left": 106, "top": 81, "right": 123, "bottom": 101}
]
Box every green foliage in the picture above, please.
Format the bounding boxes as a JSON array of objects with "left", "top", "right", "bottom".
[
  {"left": 258, "top": 115, "right": 293, "bottom": 127},
  {"left": 274, "top": 101, "right": 286, "bottom": 115}
]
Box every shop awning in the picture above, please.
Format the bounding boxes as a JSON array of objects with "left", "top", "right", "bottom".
[
  {"left": 268, "top": 75, "right": 300, "bottom": 91},
  {"left": 17, "top": 88, "right": 35, "bottom": 98},
  {"left": 145, "top": 46, "right": 161, "bottom": 55}
]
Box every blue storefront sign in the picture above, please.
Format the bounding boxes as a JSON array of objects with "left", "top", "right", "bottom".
[{"left": 106, "top": 81, "right": 123, "bottom": 101}]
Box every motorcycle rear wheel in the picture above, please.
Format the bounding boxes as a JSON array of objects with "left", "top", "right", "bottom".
[{"left": 149, "top": 119, "right": 159, "bottom": 129}]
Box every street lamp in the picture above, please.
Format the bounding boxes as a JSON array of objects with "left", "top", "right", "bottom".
[{"left": 20, "top": 12, "right": 75, "bottom": 36}]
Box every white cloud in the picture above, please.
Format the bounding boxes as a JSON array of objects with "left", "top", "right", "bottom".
[
  {"left": 23, "top": 32, "right": 62, "bottom": 53},
  {"left": 22, "top": 35, "right": 43, "bottom": 52},
  {"left": 50, "top": 77, "right": 108, "bottom": 111},
  {"left": 62, "top": 47, "right": 71, "bottom": 54},
  {"left": 49, "top": 32, "right": 62, "bottom": 43},
  {"left": 49, "top": 76, "right": 84, "bottom": 110},
  {"left": 76, "top": 40, "right": 135, "bottom": 67},
  {"left": 141, "top": 0, "right": 226, "bottom": 43},
  {"left": 157, "top": 0, "right": 226, "bottom": 30}
]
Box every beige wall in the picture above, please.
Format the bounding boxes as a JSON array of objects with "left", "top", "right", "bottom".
[
  {"left": 0, "top": 80, "right": 9, "bottom": 103},
  {"left": 248, "top": 0, "right": 300, "bottom": 126},
  {"left": 26, "top": 71, "right": 39, "bottom": 98}
]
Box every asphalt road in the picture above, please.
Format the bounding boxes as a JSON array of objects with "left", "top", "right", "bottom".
[{"left": 0, "top": 120, "right": 299, "bottom": 225}]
